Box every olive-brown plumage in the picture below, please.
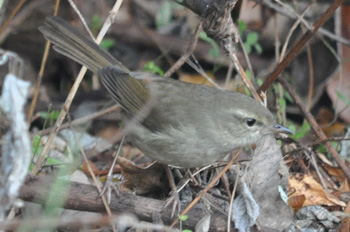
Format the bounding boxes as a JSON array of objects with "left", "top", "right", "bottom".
[{"left": 39, "top": 16, "right": 292, "bottom": 168}]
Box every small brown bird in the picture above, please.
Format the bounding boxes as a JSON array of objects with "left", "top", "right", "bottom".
[{"left": 39, "top": 16, "right": 292, "bottom": 168}]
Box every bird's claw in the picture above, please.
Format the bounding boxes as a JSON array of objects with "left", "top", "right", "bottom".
[
  {"left": 99, "top": 175, "right": 120, "bottom": 204},
  {"left": 163, "top": 190, "right": 181, "bottom": 218}
]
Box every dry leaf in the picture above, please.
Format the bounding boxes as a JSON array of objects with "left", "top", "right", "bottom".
[
  {"left": 289, "top": 173, "right": 346, "bottom": 208},
  {"left": 289, "top": 194, "right": 306, "bottom": 213},
  {"left": 339, "top": 180, "right": 350, "bottom": 192},
  {"left": 324, "top": 165, "right": 346, "bottom": 183},
  {"left": 179, "top": 72, "right": 216, "bottom": 87},
  {"left": 81, "top": 160, "right": 100, "bottom": 176},
  {"left": 117, "top": 157, "right": 168, "bottom": 195},
  {"left": 322, "top": 122, "right": 346, "bottom": 137}
]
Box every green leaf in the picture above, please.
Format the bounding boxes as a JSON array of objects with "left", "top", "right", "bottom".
[
  {"left": 292, "top": 121, "right": 310, "bottom": 139},
  {"left": 179, "top": 215, "right": 188, "bottom": 221},
  {"left": 39, "top": 112, "right": 49, "bottom": 119},
  {"left": 283, "top": 90, "right": 293, "bottom": 103},
  {"left": 32, "top": 135, "right": 43, "bottom": 156},
  {"left": 91, "top": 15, "right": 102, "bottom": 32},
  {"left": 51, "top": 111, "right": 60, "bottom": 120},
  {"left": 244, "top": 87, "right": 252, "bottom": 96},
  {"left": 257, "top": 78, "right": 263, "bottom": 86},
  {"left": 199, "top": 31, "right": 220, "bottom": 58},
  {"left": 254, "top": 43, "right": 263, "bottom": 54},
  {"left": 209, "top": 43, "right": 220, "bottom": 58},
  {"left": 199, "top": 31, "right": 209, "bottom": 42},
  {"left": 238, "top": 20, "right": 247, "bottom": 34},
  {"left": 317, "top": 141, "right": 339, "bottom": 153},
  {"left": 244, "top": 43, "right": 251, "bottom": 54},
  {"left": 287, "top": 122, "right": 296, "bottom": 134},
  {"left": 279, "top": 97, "right": 286, "bottom": 113},
  {"left": 32, "top": 135, "right": 41, "bottom": 148},
  {"left": 182, "top": 230, "right": 192, "bottom": 232},
  {"left": 100, "top": 38, "right": 115, "bottom": 50},
  {"left": 317, "top": 144, "right": 327, "bottom": 153},
  {"left": 143, "top": 61, "right": 164, "bottom": 76},
  {"left": 39, "top": 110, "right": 59, "bottom": 120},
  {"left": 246, "top": 32, "right": 258, "bottom": 45},
  {"left": 47, "top": 157, "right": 63, "bottom": 165}
]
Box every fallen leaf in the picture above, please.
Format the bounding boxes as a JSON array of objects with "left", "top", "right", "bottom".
[
  {"left": 324, "top": 164, "right": 346, "bottom": 183},
  {"left": 179, "top": 72, "right": 216, "bottom": 87},
  {"left": 340, "top": 179, "right": 350, "bottom": 192},
  {"left": 288, "top": 194, "right": 306, "bottom": 213},
  {"left": 289, "top": 173, "right": 346, "bottom": 208},
  {"left": 117, "top": 157, "right": 168, "bottom": 195}
]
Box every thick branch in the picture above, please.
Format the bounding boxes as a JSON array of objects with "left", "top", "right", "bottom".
[{"left": 19, "top": 175, "right": 228, "bottom": 231}]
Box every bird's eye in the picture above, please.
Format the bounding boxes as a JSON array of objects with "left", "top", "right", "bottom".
[{"left": 246, "top": 118, "right": 256, "bottom": 127}]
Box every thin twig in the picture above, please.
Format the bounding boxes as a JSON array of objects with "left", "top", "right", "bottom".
[
  {"left": 67, "top": 0, "right": 95, "bottom": 40},
  {"left": 284, "top": 137, "right": 350, "bottom": 155},
  {"left": 224, "top": 61, "right": 234, "bottom": 89},
  {"left": 34, "top": 105, "right": 119, "bottom": 136},
  {"left": 0, "top": 0, "right": 26, "bottom": 35},
  {"left": 258, "top": 0, "right": 345, "bottom": 93},
  {"left": 0, "top": 0, "right": 48, "bottom": 43},
  {"left": 32, "top": 0, "right": 124, "bottom": 175},
  {"left": 170, "top": 149, "right": 242, "bottom": 228},
  {"left": 227, "top": 162, "right": 239, "bottom": 232},
  {"left": 67, "top": 115, "right": 116, "bottom": 232},
  {"left": 305, "top": 39, "right": 314, "bottom": 111},
  {"left": 230, "top": 53, "right": 261, "bottom": 102},
  {"left": 27, "top": 0, "right": 61, "bottom": 124},
  {"left": 238, "top": 35, "right": 257, "bottom": 89},
  {"left": 186, "top": 56, "right": 222, "bottom": 89},
  {"left": 278, "top": 78, "right": 350, "bottom": 182},
  {"left": 262, "top": 0, "right": 350, "bottom": 46},
  {"left": 164, "top": 21, "right": 203, "bottom": 77},
  {"left": 279, "top": 5, "right": 309, "bottom": 60}
]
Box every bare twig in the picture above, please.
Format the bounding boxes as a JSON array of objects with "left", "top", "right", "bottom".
[
  {"left": 27, "top": 0, "right": 61, "bottom": 124},
  {"left": 305, "top": 39, "right": 314, "bottom": 111},
  {"left": 32, "top": 0, "right": 124, "bottom": 175},
  {"left": 238, "top": 35, "right": 256, "bottom": 89},
  {"left": 227, "top": 162, "right": 239, "bottom": 232},
  {"left": 278, "top": 78, "right": 350, "bottom": 182},
  {"left": 262, "top": 0, "right": 350, "bottom": 46},
  {"left": 0, "top": 0, "right": 48, "bottom": 43},
  {"left": 0, "top": 0, "right": 26, "bottom": 35},
  {"left": 284, "top": 137, "right": 350, "bottom": 155},
  {"left": 170, "top": 149, "right": 242, "bottom": 228},
  {"left": 230, "top": 53, "right": 261, "bottom": 102},
  {"left": 68, "top": 115, "right": 116, "bottom": 232},
  {"left": 258, "top": 0, "right": 345, "bottom": 93},
  {"left": 34, "top": 105, "right": 119, "bottom": 136},
  {"left": 164, "top": 21, "right": 203, "bottom": 77},
  {"left": 67, "top": 0, "right": 95, "bottom": 40}
]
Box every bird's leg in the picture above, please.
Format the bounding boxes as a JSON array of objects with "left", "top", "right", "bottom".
[
  {"left": 163, "top": 165, "right": 182, "bottom": 218},
  {"left": 99, "top": 136, "right": 125, "bottom": 203}
]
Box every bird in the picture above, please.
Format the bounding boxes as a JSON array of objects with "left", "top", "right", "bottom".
[{"left": 39, "top": 16, "right": 292, "bottom": 168}]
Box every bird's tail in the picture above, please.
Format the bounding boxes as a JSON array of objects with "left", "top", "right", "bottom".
[{"left": 39, "top": 16, "right": 128, "bottom": 73}]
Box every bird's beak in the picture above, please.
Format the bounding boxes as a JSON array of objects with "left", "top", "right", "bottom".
[{"left": 273, "top": 124, "right": 294, "bottom": 135}]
